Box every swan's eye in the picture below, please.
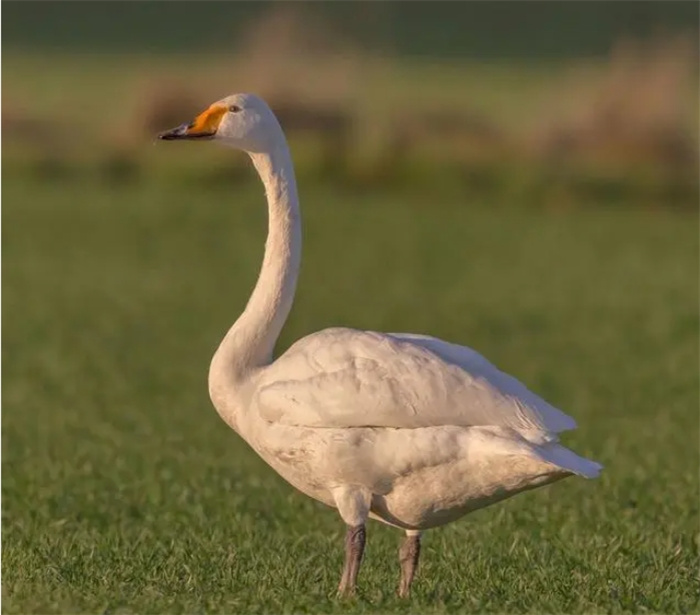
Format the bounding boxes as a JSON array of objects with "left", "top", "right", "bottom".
[{"left": 229, "top": 105, "right": 241, "bottom": 113}]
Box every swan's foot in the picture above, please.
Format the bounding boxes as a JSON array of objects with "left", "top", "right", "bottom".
[
  {"left": 398, "top": 531, "right": 421, "bottom": 598},
  {"left": 337, "top": 524, "right": 366, "bottom": 597}
]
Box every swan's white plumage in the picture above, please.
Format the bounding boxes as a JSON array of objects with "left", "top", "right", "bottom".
[
  {"left": 160, "top": 91, "right": 602, "bottom": 553},
  {"left": 256, "top": 327, "right": 577, "bottom": 443}
]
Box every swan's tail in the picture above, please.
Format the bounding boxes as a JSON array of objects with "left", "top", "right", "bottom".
[{"left": 536, "top": 443, "right": 603, "bottom": 479}]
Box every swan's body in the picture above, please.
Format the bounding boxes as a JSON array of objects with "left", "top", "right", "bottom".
[
  {"left": 234, "top": 327, "right": 598, "bottom": 531},
  {"left": 160, "top": 93, "right": 602, "bottom": 596}
]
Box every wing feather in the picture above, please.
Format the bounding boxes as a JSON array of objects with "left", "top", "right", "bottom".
[{"left": 255, "top": 327, "right": 576, "bottom": 440}]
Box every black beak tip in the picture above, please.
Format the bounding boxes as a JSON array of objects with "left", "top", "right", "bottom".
[
  {"left": 157, "top": 124, "right": 189, "bottom": 141},
  {"left": 156, "top": 124, "right": 215, "bottom": 141},
  {"left": 158, "top": 130, "right": 179, "bottom": 141}
]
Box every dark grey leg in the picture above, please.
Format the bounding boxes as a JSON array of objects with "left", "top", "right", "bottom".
[
  {"left": 398, "top": 532, "right": 421, "bottom": 598},
  {"left": 337, "top": 524, "right": 366, "bottom": 597}
]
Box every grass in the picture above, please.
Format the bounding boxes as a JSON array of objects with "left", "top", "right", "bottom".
[{"left": 3, "top": 161, "right": 699, "bottom": 613}]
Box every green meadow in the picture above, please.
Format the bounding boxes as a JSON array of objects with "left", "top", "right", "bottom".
[
  {"left": 3, "top": 40, "right": 699, "bottom": 613},
  {"left": 4, "top": 171, "right": 698, "bottom": 612}
]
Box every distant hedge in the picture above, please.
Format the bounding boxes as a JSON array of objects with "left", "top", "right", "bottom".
[{"left": 3, "top": 1, "right": 698, "bottom": 59}]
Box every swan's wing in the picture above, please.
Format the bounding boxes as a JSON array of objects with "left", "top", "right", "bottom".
[
  {"left": 255, "top": 327, "right": 576, "bottom": 440},
  {"left": 388, "top": 332, "right": 577, "bottom": 434}
]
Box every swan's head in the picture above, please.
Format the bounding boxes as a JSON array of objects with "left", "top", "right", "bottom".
[{"left": 158, "top": 93, "right": 283, "bottom": 153}]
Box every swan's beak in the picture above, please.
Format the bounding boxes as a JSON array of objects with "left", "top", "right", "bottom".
[{"left": 158, "top": 104, "right": 227, "bottom": 140}]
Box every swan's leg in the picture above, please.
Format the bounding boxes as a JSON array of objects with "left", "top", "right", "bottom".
[
  {"left": 332, "top": 485, "right": 371, "bottom": 597},
  {"left": 338, "top": 524, "right": 366, "bottom": 596},
  {"left": 398, "top": 530, "right": 421, "bottom": 598}
]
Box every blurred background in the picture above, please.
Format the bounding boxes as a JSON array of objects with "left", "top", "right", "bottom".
[
  {"left": 4, "top": 1, "right": 698, "bottom": 206},
  {"left": 4, "top": 2, "right": 699, "bottom": 612}
]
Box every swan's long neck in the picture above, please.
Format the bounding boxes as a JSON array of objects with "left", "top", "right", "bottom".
[{"left": 209, "top": 140, "right": 301, "bottom": 407}]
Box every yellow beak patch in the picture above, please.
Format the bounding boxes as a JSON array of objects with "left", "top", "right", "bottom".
[{"left": 187, "top": 104, "right": 227, "bottom": 136}]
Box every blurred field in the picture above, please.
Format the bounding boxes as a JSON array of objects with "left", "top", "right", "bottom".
[
  {"left": 3, "top": 17, "right": 698, "bottom": 210},
  {"left": 3, "top": 3, "right": 700, "bottom": 612},
  {"left": 3, "top": 165, "right": 698, "bottom": 612}
]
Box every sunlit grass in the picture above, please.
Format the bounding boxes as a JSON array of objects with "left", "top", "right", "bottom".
[{"left": 3, "top": 169, "right": 698, "bottom": 613}]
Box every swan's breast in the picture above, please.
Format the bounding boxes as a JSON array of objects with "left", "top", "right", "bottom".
[{"left": 246, "top": 420, "right": 570, "bottom": 529}]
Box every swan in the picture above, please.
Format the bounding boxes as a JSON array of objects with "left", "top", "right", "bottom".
[{"left": 159, "top": 93, "right": 602, "bottom": 598}]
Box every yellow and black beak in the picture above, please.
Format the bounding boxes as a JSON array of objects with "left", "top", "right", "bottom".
[{"left": 158, "top": 104, "right": 227, "bottom": 140}]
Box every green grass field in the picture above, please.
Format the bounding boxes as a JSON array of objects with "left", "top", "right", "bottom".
[{"left": 3, "top": 157, "right": 698, "bottom": 613}]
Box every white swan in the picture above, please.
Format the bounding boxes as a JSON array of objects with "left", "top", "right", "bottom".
[{"left": 159, "top": 93, "right": 602, "bottom": 598}]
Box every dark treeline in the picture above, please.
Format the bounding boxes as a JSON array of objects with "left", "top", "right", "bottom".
[{"left": 3, "top": 1, "right": 698, "bottom": 59}]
